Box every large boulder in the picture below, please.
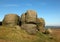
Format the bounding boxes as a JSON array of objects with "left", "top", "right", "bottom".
[
  {"left": 37, "top": 18, "right": 45, "bottom": 32},
  {"left": 21, "top": 24, "right": 38, "bottom": 35},
  {"left": 25, "top": 10, "right": 37, "bottom": 23},
  {"left": 2, "top": 14, "right": 20, "bottom": 26}
]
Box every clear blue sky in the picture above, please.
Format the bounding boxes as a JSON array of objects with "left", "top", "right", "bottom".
[{"left": 0, "top": 0, "right": 60, "bottom": 26}]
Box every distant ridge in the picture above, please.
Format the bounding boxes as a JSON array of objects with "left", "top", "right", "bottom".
[{"left": 45, "top": 26, "right": 60, "bottom": 29}]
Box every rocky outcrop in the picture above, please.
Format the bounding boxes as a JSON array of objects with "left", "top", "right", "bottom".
[
  {"left": 2, "top": 14, "right": 20, "bottom": 26},
  {"left": 2, "top": 10, "right": 46, "bottom": 35},
  {"left": 0, "top": 10, "right": 55, "bottom": 42}
]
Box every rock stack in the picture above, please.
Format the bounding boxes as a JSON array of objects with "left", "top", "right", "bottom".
[
  {"left": 21, "top": 10, "right": 45, "bottom": 34},
  {"left": 2, "top": 10, "right": 45, "bottom": 35},
  {"left": 21, "top": 10, "right": 38, "bottom": 34}
]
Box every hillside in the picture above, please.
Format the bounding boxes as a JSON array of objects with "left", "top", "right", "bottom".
[
  {"left": 0, "top": 26, "right": 56, "bottom": 42},
  {"left": 0, "top": 10, "right": 57, "bottom": 42}
]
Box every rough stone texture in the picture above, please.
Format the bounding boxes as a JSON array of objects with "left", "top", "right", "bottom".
[
  {"left": 37, "top": 18, "right": 45, "bottom": 32},
  {"left": 25, "top": 10, "right": 37, "bottom": 23},
  {"left": 21, "top": 24, "right": 38, "bottom": 35},
  {"left": 2, "top": 14, "right": 20, "bottom": 26},
  {"left": 45, "top": 28, "right": 52, "bottom": 34},
  {"left": 21, "top": 13, "right": 26, "bottom": 24},
  {"left": 2, "top": 10, "right": 46, "bottom": 35}
]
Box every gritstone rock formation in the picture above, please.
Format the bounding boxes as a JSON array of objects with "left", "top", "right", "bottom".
[
  {"left": 20, "top": 10, "right": 39, "bottom": 34},
  {"left": 25, "top": 10, "right": 37, "bottom": 23},
  {"left": 21, "top": 10, "right": 37, "bottom": 24},
  {"left": 21, "top": 24, "right": 38, "bottom": 35},
  {"left": 0, "top": 10, "right": 55, "bottom": 42},
  {"left": 2, "top": 10, "right": 46, "bottom": 35},
  {"left": 37, "top": 18, "right": 45, "bottom": 32},
  {"left": 2, "top": 14, "right": 20, "bottom": 26}
]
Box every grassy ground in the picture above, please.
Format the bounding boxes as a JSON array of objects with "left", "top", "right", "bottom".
[
  {"left": 52, "top": 28, "right": 60, "bottom": 42},
  {"left": 0, "top": 26, "right": 56, "bottom": 42}
]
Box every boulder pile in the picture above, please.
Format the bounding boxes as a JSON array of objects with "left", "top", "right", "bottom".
[{"left": 2, "top": 10, "right": 46, "bottom": 34}]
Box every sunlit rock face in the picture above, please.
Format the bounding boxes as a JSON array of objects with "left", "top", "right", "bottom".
[
  {"left": 2, "top": 14, "right": 20, "bottom": 26},
  {"left": 45, "top": 28, "right": 52, "bottom": 34},
  {"left": 21, "top": 24, "right": 38, "bottom": 35},
  {"left": 21, "top": 13, "right": 26, "bottom": 25},
  {"left": 25, "top": 10, "right": 37, "bottom": 23},
  {"left": 21, "top": 10, "right": 37, "bottom": 24},
  {"left": 37, "top": 18, "right": 45, "bottom": 32}
]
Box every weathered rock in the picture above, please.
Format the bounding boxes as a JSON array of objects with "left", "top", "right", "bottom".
[
  {"left": 37, "top": 18, "right": 45, "bottom": 32},
  {"left": 21, "top": 24, "right": 38, "bottom": 35},
  {"left": 2, "top": 14, "right": 20, "bottom": 26},
  {"left": 21, "top": 13, "right": 26, "bottom": 24},
  {"left": 25, "top": 10, "right": 37, "bottom": 23},
  {"left": 45, "top": 28, "right": 52, "bottom": 34}
]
